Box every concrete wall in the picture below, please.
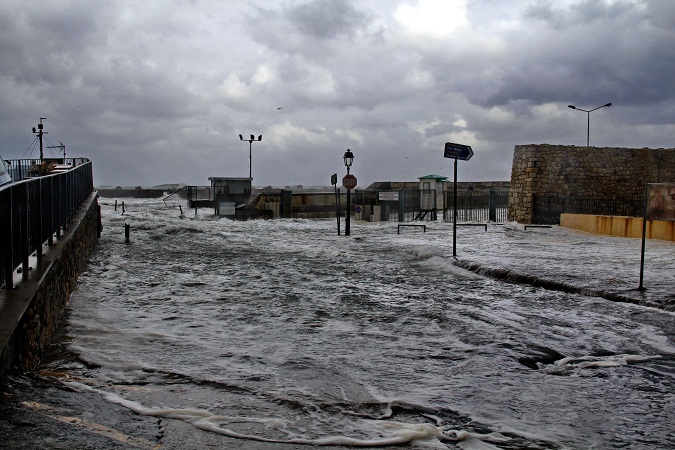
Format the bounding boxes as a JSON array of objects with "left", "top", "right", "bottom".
[
  {"left": 0, "top": 192, "right": 100, "bottom": 375},
  {"left": 561, "top": 213, "right": 674, "bottom": 241},
  {"left": 508, "top": 144, "right": 675, "bottom": 223}
]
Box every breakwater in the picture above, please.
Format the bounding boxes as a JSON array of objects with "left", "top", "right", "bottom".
[{"left": 0, "top": 192, "right": 100, "bottom": 375}]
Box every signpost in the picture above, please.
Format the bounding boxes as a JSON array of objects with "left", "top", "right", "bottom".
[
  {"left": 444, "top": 142, "right": 474, "bottom": 257},
  {"left": 639, "top": 182, "right": 675, "bottom": 290},
  {"left": 342, "top": 174, "right": 357, "bottom": 190},
  {"left": 444, "top": 142, "right": 474, "bottom": 161},
  {"left": 331, "top": 174, "right": 340, "bottom": 235},
  {"left": 342, "top": 174, "right": 357, "bottom": 235}
]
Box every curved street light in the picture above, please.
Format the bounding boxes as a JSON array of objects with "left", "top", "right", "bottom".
[
  {"left": 568, "top": 103, "right": 612, "bottom": 147},
  {"left": 239, "top": 134, "right": 262, "bottom": 181}
]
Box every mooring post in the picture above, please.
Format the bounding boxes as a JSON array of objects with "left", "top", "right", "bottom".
[
  {"left": 115, "top": 200, "right": 118, "bottom": 211},
  {"left": 125, "top": 223, "right": 130, "bottom": 243},
  {"left": 122, "top": 201, "right": 125, "bottom": 215}
]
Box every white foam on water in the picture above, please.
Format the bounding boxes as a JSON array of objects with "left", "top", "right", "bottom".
[
  {"left": 65, "top": 382, "right": 488, "bottom": 448},
  {"left": 555, "top": 354, "right": 662, "bottom": 369},
  {"left": 54, "top": 197, "right": 675, "bottom": 449}
]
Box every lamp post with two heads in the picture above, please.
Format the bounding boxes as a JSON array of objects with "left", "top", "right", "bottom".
[{"left": 568, "top": 103, "right": 612, "bottom": 147}]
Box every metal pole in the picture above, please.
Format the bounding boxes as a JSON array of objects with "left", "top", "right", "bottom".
[
  {"left": 638, "top": 182, "right": 649, "bottom": 291},
  {"left": 346, "top": 188, "right": 351, "bottom": 236},
  {"left": 249, "top": 140, "right": 252, "bottom": 181},
  {"left": 586, "top": 111, "right": 590, "bottom": 147},
  {"left": 336, "top": 186, "right": 341, "bottom": 236},
  {"left": 453, "top": 157, "right": 457, "bottom": 257}
]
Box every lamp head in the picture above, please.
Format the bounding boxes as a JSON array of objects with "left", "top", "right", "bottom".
[
  {"left": 239, "top": 134, "right": 243, "bottom": 140},
  {"left": 258, "top": 135, "right": 262, "bottom": 141},
  {"left": 604, "top": 103, "right": 612, "bottom": 107},
  {"left": 568, "top": 105, "right": 576, "bottom": 110},
  {"left": 250, "top": 134, "right": 254, "bottom": 141},
  {"left": 343, "top": 149, "right": 354, "bottom": 168}
]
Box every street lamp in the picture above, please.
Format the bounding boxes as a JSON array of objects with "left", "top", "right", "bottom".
[
  {"left": 343, "top": 149, "right": 354, "bottom": 236},
  {"left": 568, "top": 103, "right": 611, "bottom": 147},
  {"left": 239, "top": 134, "right": 262, "bottom": 181}
]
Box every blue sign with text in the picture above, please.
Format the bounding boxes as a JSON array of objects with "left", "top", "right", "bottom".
[{"left": 443, "top": 142, "right": 474, "bottom": 161}]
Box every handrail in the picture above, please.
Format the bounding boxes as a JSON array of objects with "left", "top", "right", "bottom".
[
  {"left": 0, "top": 159, "right": 94, "bottom": 289},
  {"left": 163, "top": 186, "right": 188, "bottom": 207}
]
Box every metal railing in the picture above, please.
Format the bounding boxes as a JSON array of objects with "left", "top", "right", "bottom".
[
  {"left": 1, "top": 159, "right": 94, "bottom": 289},
  {"left": 444, "top": 190, "right": 509, "bottom": 223},
  {"left": 350, "top": 189, "right": 510, "bottom": 223},
  {"left": 533, "top": 194, "right": 644, "bottom": 225}
]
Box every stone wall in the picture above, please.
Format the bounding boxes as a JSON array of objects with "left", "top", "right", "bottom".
[
  {"left": 508, "top": 145, "right": 675, "bottom": 223},
  {"left": 0, "top": 192, "right": 100, "bottom": 374}
]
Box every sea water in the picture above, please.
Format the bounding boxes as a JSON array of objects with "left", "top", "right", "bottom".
[{"left": 47, "top": 198, "right": 675, "bottom": 448}]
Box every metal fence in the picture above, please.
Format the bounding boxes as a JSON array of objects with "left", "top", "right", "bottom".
[
  {"left": 533, "top": 194, "right": 644, "bottom": 225},
  {"left": 444, "top": 190, "right": 509, "bottom": 223},
  {"left": 350, "top": 189, "right": 509, "bottom": 223},
  {"left": 0, "top": 159, "right": 94, "bottom": 289}
]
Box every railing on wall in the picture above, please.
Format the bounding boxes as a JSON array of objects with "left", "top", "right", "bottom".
[
  {"left": 533, "top": 194, "right": 644, "bottom": 225},
  {"left": 0, "top": 159, "right": 94, "bottom": 289}
]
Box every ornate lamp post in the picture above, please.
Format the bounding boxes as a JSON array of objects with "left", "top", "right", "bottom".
[
  {"left": 568, "top": 103, "right": 611, "bottom": 147},
  {"left": 239, "top": 134, "right": 262, "bottom": 181},
  {"left": 343, "top": 149, "right": 354, "bottom": 236}
]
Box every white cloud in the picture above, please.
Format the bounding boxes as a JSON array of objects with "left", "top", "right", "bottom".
[
  {"left": 218, "top": 73, "right": 250, "bottom": 102},
  {"left": 394, "top": 0, "right": 469, "bottom": 38}
]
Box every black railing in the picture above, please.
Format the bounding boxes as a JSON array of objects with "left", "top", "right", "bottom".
[
  {"left": 0, "top": 159, "right": 94, "bottom": 289},
  {"left": 533, "top": 194, "right": 644, "bottom": 225},
  {"left": 350, "top": 189, "right": 510, "bottom": 223},
  {"left": 444, "top": 190, "right": 509, "bottom": 223}
]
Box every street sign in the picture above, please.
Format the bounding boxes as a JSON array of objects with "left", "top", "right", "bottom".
[
  {"left": 379, "top": 191, "right": 399, "bottom": 201},
  {"left": 444, "top": 142, "right": 474, "bottom": 161},
  {"left": 342, "top": 174, "right": 357, "bottom": 189},
  {"left": 331, "top": 173, "right": 337, "bottom": 185}
]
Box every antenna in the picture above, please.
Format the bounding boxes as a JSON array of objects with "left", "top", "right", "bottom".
[
  {"left": 33, "top": 117, "right": 48, "bottom": 160},
  {"left": 47, "top": 141, "right": 66, "bottom": 159}
]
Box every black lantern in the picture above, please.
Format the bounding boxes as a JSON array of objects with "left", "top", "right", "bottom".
[{"left": 343, "top": 149, "right": 354, "bottom": 174}]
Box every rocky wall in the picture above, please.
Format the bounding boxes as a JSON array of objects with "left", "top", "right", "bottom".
[{"left": 508, "top": 145, "right": 675, "bottom": 223}]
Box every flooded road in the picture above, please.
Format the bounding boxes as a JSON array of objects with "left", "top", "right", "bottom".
[{"left": 2, "top": 198, "right": 674, "bottom": 449}]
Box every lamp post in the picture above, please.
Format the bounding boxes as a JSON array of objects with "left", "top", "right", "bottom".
[
  {"left": 239, "top": 134, "right": 262, "bottom": 181},
  {"left": 568, "top": 103, "right": 611, "bottom": 147},
  {"left": 343, "top": 149, "right": 354, "bottom": 236}
]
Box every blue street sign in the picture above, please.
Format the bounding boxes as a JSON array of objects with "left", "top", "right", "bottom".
[{"left": 444, "top": 142, "right": 474, "bottom": 161}]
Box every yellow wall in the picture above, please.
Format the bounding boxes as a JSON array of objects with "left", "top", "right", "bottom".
[{"left": 560, "top": 214, "right": 675, "bottom": 242}]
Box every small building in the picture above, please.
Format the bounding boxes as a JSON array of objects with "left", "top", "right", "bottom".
[
  {"left": 417, "top": 174, "right": 447, "bottom": 219},
  {"left": 208, "top": 177, "right": 252, "bottom": 217}
]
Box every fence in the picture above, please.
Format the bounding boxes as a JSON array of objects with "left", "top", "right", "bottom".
[
  {"left": 444, "top": 190, "right": 509, "bottom": 223},
  {"left": 532, "top": 194, "right": 644, "bottom": 225},
  {"left": 350, "top": 189, "right": 509, "bottom": 223},
  {"left": 0, "top": 159, "right": 94, "bottom": 289}
]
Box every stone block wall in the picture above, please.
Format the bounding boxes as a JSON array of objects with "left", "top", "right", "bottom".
[{"left": 508, "top": 145, "right": 675, "bottom": 223}]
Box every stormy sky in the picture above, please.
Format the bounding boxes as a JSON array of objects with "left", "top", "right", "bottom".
[{"left": 1, "top": 0, "right": 673, "bottom": 188}]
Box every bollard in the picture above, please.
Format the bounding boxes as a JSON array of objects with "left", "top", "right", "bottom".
[
  {"left": 179, "top": 205, "right": 183, "bottom": 215},
  {"left": 122, "top": 201, "right": 125, "bottom": 215},
  {"left": 115, "top": 200, "right": 118, "bottom": 211},
  {"left": 125, "top": 223, "right": 130, "bottom": 243}
]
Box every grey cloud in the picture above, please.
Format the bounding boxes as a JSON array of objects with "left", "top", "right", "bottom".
[{"left": 286, "top": 0, "right": 372, "bottom": 40}]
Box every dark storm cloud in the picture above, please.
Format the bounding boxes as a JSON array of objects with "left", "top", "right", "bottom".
[
  {"left": 286, "top": 0, "right": 372, "bottom": 39},
  {"left": 0, "top": 0, "right": 672, "bottom": 187}
]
